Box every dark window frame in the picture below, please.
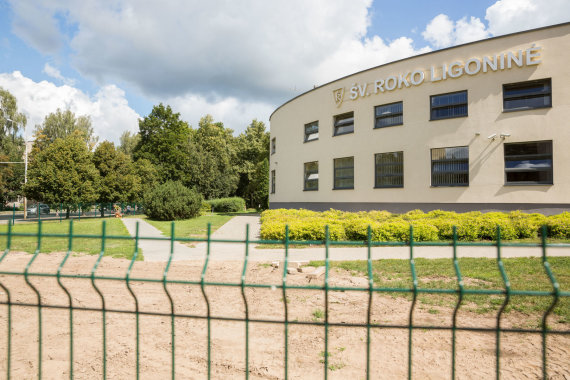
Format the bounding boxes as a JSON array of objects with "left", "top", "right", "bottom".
[
  {"left": 431, "top": 146, "right": 469, "bottom": 187},
  {"left": 303, "top": 161, "right": 319, "bottom": 191},
  {"left": 374, "top": 101, "right": 403, "bottom": 129},
  {"left": 271, "top": 137, "right": 276, "bottom": 155},
  {"left": 375, "top": 151, "right": 404, "bottom": 188},
  {"left": 304, "top": 121, "right": 319, "bottom": 143},
  {"left": 430, "top": 90, "right": 468, "bottom": 121},
  {"left": 504, "top": 140, "right": 553, "bottom": 185},
  {"left": 333, "top": 156, "right": 354, "bottom": 190},
  {"left": 270, "top": 170, "right": 276, "bottom": 193},
  {"left": 333, "top": 112, "right": 354, "bottom": 136},
  {"left": 503, "top": 78, "right": 552, "bottom": 112}
]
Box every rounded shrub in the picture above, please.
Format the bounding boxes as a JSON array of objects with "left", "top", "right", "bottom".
[
  {"left": 143, "top": 181, "right": 201, "bottom": 221},
  {"left": 208, "top": 197, "right": 246, "bottom": 213}
]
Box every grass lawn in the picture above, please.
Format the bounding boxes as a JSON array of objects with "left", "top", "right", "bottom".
[
  {"left": 0, "top": 218, "right": 139, "bottom": 259},
  {"left": 309, "top": 257, "right": 570, "bottom": 326},
  {"left": 144, "top": 213, "right": 235, "bottom": 241}
]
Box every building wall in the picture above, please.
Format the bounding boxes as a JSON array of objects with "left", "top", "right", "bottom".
[{"left": 269, "top": 23, "right": 570, "bottom": 213}]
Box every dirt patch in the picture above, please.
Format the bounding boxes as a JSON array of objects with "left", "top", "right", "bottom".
[{"left": 0, "top": 251, "right": 567, "bottom": 379}]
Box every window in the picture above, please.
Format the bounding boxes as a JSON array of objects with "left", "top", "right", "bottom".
[
  {"left": 271, "top": 137, "right": 276, "bottom": 154},
  {"left": 270, "top": 170, "right": 276, "bottom": 193},
  {"left": 304, "top": 121, "right": 319, "bottom": 142},
  {"left": 375, "top": 151, "right": 403, "bottom": 188},
  {"left": 304, "top": 161, "right": 318, "bottom": 191},
  {"left": 431, "top": 146, "right": 469, "bottom": 186},
  {"left": 503, "top": 78, "right": 551, "bottom": 111},
  {"left": 334, "top": 157, "right": 354, "bottom": 189},
  {"left": 430, "top": 91, "right": 468, "bottom": 120},
  {"left": 333, "top": 112, "right": 354, "bottom": 136},
  {"left": 375, "top": 102, "right": 403, "bottom": 128},
  {"left": 504, "top": 141, "right": 552, "bottom": 185}
]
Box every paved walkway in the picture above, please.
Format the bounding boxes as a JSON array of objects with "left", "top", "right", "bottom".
[{"left": 121, "top": 216, "right": 569, "bottom": 262}]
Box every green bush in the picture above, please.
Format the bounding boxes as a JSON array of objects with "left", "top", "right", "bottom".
[
  {"left": 143, "top": 181, "right": 201, "bottom": 221},
  {"left": 200, "top": 201, "right": 212, "bottom": 215},
  {"left": 208, "top": 197, "right": 246, "bottom": 213},
  {"left": 548, "top": 212, "right": 570, "bottom": 239},
  {"left": 259, "top": 209, "right": 570, "bottom": 242}
]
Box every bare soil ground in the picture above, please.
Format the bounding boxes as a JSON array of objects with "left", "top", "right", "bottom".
[{"left": 0, "top": 252, "right": 568, "bottom": 379}]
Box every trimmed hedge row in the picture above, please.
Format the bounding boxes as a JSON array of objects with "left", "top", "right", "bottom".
[
  {"left": 205, "top": 197, "right": 246, "bottom": 213},
  {"left": 260, "top": 209, "right": 570, "bottom": 242}
]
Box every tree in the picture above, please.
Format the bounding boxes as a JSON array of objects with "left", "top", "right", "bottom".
[
  {"left": 93, "top": 141, "right": 139, "bottom": 215},
  {"left": 191, "top": 115, "right": 239, "bottom": 199},
  {"left": 24, "top": 133, "right": 99, "bottom": 217},
  {"left": 118, "top": 130, "right": 140, "bottom": 157},
  {"left": 235, "top": 120, "right": 269, "bottom": 207},
  {"left": 248, "top": 158, "right": 269, "bottom": 210},
  {"left": 132, "top": 158, "right": 159, "bottom": 203},
  {"left": 33, "top": 109, "right": 98, "bottom": 151},
  {"left": 133, "top": 104, "right": 197, "bottom": 184},
  {"left": 0, "top": 87, "right": 27, "bottom": 206}
]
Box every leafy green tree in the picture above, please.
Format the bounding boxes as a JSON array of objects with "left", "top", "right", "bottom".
[
  {"left": 235, "top": 120, "right": 269, "bottom": 207},
  {"left": 248, "top": 158, "right": 269, "bottom": 210},
  {"left": 118, "top": 130, "right": 140, "bottom": 157},
  {"left": 0, "top": 87, "right": 27, "bottom": 206},
  {"left": 132, "top": 158, "right": 159, "bottom": 203},
  {"left": 24, "top": 133, "right": 100, "bottom": 217},
  {"left": 133, "top": 104, "right": 197, "bottom": 184},
  {"left": 93, "top": 141, "right": 139, "bottom": 215},
  {"left": 33, "top": 109, "right": 98, "bottom": 151},
  {"left": 191, "top": 115, "right": 239, "bottom": 199}
]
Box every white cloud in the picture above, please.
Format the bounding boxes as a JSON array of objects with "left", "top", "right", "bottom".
[
  {"left": 423, "top": 14, "right": 489, "bottom": 49},
  {"left": 0, "top": 71, "right": 139, "bottom": 143},
  {"left": 485, "top": 0, "right": 570, "bottom": 35},
  {"left": 317, "top": 36, "right": 431, "bottom": 83},
  {"left": 423, "top": 0, "right": 570, "bottom": 50},
  {"left": 42, "top": 63, "right": 76, "bottom": 86},
  {"left": 166, "top": 94, "right": 274, "bottom": 134},
  {"left": 7, "top": 0, "right": 431, "bottom": 105}
]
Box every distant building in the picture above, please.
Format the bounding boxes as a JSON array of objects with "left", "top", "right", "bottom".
[{"left": 269, "top": 22, "right": 570, "bottom": 215}]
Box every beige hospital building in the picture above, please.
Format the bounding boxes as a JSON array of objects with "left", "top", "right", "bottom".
[{"left": 268, "top": 22, "right": 570, "bottom": 214}]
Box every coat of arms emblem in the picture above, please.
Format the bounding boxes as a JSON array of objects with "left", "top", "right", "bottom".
[{"left": 333, "top": 88, "right": 344, "bottom": 107}]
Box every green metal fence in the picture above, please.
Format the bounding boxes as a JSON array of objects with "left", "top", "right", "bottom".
[
  {"left": 0, "top": 222, "right": 568, "bottom": 379},
  {"left": 4, "top": 203, "right": 142, "bottom": 225}
]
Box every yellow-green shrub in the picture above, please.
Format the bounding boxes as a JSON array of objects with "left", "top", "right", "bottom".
[
  {"left": 260, "top": 208, "right": 569, "bottom": 242},
  {"left": 547, "top": 212, "right": 570, "bottom": 239}
]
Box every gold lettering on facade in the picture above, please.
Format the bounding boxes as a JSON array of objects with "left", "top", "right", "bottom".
[{"left": 333, "top": 88, "right": 344, "bottom": 107}]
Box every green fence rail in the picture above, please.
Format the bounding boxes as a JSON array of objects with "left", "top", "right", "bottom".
[
  {"left": 0, "top": 222, "right": 568, "bottom": 379},
  {"left": 3, "top": 203, "right": 142, "bottom": 225}
]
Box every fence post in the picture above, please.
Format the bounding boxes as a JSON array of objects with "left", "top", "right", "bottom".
[
  {"left": 60, "top": 203, "right": 63, "bottom": 223},
  {"left": 78, "top": 203, "right": 81, "bottom": 222},
  {"left": 12, "top": 204, "right": 15, "bottom": 226}
]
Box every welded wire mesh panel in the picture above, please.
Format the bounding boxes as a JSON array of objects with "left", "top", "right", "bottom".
[{"left": 0, "top": 221, "right": 568, "bottom": 379}]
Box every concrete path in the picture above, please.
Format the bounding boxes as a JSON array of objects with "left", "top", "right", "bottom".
[{"left": 122, "top": 216, "right": 569, "bottom": 262}]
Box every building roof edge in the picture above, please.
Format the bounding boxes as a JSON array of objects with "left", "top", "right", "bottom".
[{"left": 269, "top": 21, "right": 570, "bottom": 121}]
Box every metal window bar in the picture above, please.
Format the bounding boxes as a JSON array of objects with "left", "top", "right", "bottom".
[
  {"left": 0, "top": 222, "right": 568, "bottom": 379},
  {"left": 375, "top": 102, "right": 403, "bottom": 128},
  {"left": 503, "top": 79, "right": 551, "bottom": 110},
  {"left": 430, "top": 91, "right": 468, "bottom": 120},
  {"left": 375, "top": 152, "right": 403, "bottom": 188}
]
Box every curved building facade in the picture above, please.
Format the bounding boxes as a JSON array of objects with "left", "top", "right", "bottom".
[{"left": 268, "top": 23, "right": 570, "bottom": 214}]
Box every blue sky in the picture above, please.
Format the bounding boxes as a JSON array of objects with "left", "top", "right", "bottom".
[{"left": 0, "top": 0, "right": 568, "bottom": 142}]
